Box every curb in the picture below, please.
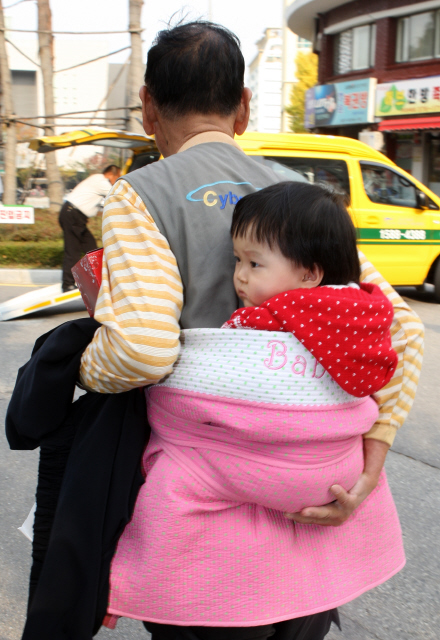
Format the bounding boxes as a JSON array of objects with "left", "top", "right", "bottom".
[{"left": 0, "top": 268, "right": 61, "bottom": 285}]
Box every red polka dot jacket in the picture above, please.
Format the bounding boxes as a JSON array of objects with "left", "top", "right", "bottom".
[{"left": 224, "top": 283, "right": 398, "bottom": 398}]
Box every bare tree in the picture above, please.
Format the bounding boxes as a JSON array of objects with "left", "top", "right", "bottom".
[
  {"left": 37, "top": 0, "right": 63, "bottom": 213},
  {"left": 0, "top": 0, "right": 16, "bottom": 204},
  {"left": 126, "top": 0, "right": 144, "bottom": 133}
]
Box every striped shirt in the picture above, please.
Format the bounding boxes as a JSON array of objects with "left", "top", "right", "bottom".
[
  {"left": 80, "top": 162, "right": 424, "bottom": 447},
  {"left": 359, "top": 255, "right": 424, "bottom": 445},
  {"left": 79, "top": 179, "right": 183, "bottom": 392}
]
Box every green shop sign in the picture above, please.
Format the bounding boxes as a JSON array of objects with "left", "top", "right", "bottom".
[{"left": 376, "top": 75, "right": 440, "bottom": 117}]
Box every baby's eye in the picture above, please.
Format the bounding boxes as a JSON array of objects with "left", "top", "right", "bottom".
[
  {"left": 250, "top": 261, "right": 259, "bottom": 268},
  {"left": 234, "top": 256, "right": 240, "bottom": 263}
]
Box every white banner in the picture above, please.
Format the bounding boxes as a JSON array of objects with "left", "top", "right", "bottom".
[{"left": 0, "top": 206, "right": 34, "bottom": 224}]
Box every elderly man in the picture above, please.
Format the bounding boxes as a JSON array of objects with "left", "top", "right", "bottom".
[
  {"left": 79, "top": 22, "right": 423, "bottom": 640},
  {"left": 58, "top": 164, "right": 120, "bottom": 291}
]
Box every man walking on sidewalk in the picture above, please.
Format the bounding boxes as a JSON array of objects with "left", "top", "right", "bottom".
[{"left": 59, "top": 165, "right": 121, "bottom": 292}]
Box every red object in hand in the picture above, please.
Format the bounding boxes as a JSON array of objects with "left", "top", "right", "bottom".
[{"left": 71, "top": 248, "right": 103, "bottom": 317}]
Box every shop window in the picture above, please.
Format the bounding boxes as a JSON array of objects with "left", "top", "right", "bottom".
[
  {"left": 260, "top": 157, "right": 351, "bottom": 197},
  {"left": 361, "top": 163, "right": 419, "bottom": 208},
  {"left": 333, "top": 24, "right": 376, "bottom": 75},
  {"left": 428, "top": 135, "right": 440, "bottom": 198},
  {"left": 394, "top": 134, "right": 414, "bottom": 174},
  {"left": 396, "top": 10, "right": 440, "bottom": 62}
]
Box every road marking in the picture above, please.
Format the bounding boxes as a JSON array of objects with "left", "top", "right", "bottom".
[
  {"left": 23, "top": 300, "right": 52, "bottom": 312},
  {"left": 54, "top": 291, "right": 81, "bottom": 303}
]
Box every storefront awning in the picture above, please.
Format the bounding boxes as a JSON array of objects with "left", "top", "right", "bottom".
[{"left": 378, "top": 116, "right": 440, "bottom": 132}]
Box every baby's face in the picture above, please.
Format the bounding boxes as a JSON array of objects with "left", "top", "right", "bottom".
[{"left": 232, "top": 232, "right": 319, "bottom": 307}]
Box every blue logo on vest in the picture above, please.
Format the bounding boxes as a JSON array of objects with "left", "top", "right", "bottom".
[{"left": 186, "top": 180, "right": 254, "bottom": 210}]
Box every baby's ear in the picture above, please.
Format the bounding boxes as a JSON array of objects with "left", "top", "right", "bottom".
[{"left": 303, "top": 264, "right": 324, "bottom": 288}]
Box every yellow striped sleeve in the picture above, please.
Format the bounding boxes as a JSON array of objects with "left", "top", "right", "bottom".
[
  {"left": 79, "top": 179, "right": 183, "bottom": 393},
  {"left": 359, "top": 251, "right": 424, "bottom": 446}
]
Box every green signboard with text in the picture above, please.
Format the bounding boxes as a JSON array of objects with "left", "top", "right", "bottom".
[{"left": 376, "top": 75, "right": 440, "bottom": 117}]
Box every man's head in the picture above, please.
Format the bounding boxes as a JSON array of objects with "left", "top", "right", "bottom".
[
  {"left": 145, "top": 21, "right": 244, "bottom": 118},
  {"left": 103, "top": 165, "right": 121, "bottom": 186},
  {"left": 140, "top": 21, "right": 251, "bottom": 155}
]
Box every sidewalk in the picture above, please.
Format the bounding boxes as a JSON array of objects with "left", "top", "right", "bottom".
[{"left": 0, "top": 268, "right": 61, "bottom": 286}]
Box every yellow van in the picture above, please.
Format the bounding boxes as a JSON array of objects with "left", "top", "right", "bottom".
[{"left": 30, "top": 128, "right": 440, "bottom": 301}]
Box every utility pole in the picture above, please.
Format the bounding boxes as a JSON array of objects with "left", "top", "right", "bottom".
[
  {"left": 0, "top": 0, "right": 16, "bottom": 204},
  {"left": 126, "top": 0, "right": 144, "bottom": 133},
  {"left": 37, "top": 0, "right": 63, "bottom": 213}
]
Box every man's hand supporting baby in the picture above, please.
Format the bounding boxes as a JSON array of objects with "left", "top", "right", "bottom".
[{"left": 285, "top": 439, "right": 390, "bottom": 527}]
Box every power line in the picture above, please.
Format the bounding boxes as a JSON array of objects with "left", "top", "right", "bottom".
[
  {"left": 54, "top": 45, "right": 131, "bottom": 73},
  {"left": 90, "top": 54, "right": 131, "bottom": 125},
  {"left": 38, "top": 116, "right": 126, "bottom": 120},
  {"left": 9, "top": 106, "right": 141, "bottom": 121},
  {"left": 5, "top": 37, "right": 133, "bottom": 74},
  {"left": 3, "top": 118, "right": 127, "bottom": 129},
  {"left": 5, "top": 37, "right": 40, "bottom": 67},
  {"left": 0, "top": 27, "right": 143, "bottom": 35},
  {"left": 3, "top": 0, "right": 32, "bottom": 7}
]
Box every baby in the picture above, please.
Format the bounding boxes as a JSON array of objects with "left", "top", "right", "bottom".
[{"left": 143, "top": 181, "right": 397, "bottom": 514}]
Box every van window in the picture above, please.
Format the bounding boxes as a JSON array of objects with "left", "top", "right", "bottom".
[
  {"left": 360, "top": 163, "right": 419, "bottom": 207},
  {"left": 263, "top": 157, "right": 350, "bottom": 197},
  {"left": 251, "top": 156, "right": 308, "bottom": 183},
  {"left": 127, "top": 151, "right": 160, "bottom": 173},
  {"left": 361, "top": 162, "right": 439, "bottom": 210}
]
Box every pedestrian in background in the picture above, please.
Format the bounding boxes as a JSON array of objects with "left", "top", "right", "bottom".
[{"left": 58, "top": 165, "right": 121, "bottom": 292}]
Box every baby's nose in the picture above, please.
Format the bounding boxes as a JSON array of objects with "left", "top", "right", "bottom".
[{"left": 237, "top": 270, "right": 247, "bottom": 283}]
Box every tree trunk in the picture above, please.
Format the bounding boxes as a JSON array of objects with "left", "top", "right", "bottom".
[
  {"left": 37, "top": 0, "right": 63, "bottom": 214},
  {"left": 126, "top": 0, "right": 144, "bottom": 133},
  {"left": 0, "top": 0, "right": 16, "bottom": 204}
]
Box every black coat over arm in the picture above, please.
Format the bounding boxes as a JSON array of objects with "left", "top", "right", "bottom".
[{"left": 6, "top": 318, "right": 149, "bottom": 640}]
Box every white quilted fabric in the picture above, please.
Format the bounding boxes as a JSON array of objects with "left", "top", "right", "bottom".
[{"left": 158, "top": 328, "right": 358, "bottom": 406}]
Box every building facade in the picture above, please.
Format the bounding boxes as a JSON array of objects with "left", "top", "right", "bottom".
[
  {"left": 248, "top": 28, "right": 284, "bottom": 133},
  {"left": 287, "top": 0, "right": 440, "bottom": 194},
  {"left": 248, "top": 27, "right": 312, "bottom": 133}
]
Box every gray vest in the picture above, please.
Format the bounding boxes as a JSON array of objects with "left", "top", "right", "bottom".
[{"left": 124, "top": 142, "right": 280, "bottom": 329}]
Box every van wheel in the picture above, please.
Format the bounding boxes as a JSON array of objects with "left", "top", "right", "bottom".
[{"left": 434, "top": 260, "right": 440, "bottom": 303}]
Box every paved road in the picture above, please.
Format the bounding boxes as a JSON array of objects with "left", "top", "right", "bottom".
[{"left": 0, "top": 284, "right": 438, "bottom": 640}]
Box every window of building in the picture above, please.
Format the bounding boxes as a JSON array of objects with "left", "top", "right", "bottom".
[
  {"left": 297, "top": 37, "right": 311, "bottom": 50},
  {"left": 333, "top": 24, "right": 376, "bottom": 75},
  {"left": 396, "top": 10, "right": 440, "bottom": 62}
]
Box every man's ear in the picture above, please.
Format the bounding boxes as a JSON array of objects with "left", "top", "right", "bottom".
[
  {"left": 233, "top": 87, "right": 252, "bottom": 136},
  {"left": 303, "top": 264, "right": 324, "bottom": 288},
  {"left": 139, "top": 85, "right": 157, "bottom": 136}
]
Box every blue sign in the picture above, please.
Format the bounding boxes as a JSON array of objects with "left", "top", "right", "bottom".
[{"left": 305, "top": 78, "right": 376, "bottom": 128}]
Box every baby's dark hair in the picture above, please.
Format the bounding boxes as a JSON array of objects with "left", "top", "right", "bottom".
[{"left": 230, "top": 181, "right": 360, "bottom": 286}]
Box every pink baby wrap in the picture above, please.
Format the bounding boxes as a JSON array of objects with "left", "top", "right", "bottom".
[
  {"left": 108, "top": 329, "right": 405, "bottom": 627},
  {"left": 147, "top": 390, "right": 372, "bottom": 513}
]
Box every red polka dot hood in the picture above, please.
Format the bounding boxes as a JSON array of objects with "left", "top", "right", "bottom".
[{"left": 223, "top": 283, "right": 398, "bottom": 398}]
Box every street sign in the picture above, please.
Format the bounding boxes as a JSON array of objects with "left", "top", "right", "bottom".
[{"left": 0, "top": 205, "right": 34, "bottom": 224}]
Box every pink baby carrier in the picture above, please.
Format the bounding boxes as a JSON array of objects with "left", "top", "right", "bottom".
[{"left": 107, "top": 286, "right": 404, "bottom": 627}]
